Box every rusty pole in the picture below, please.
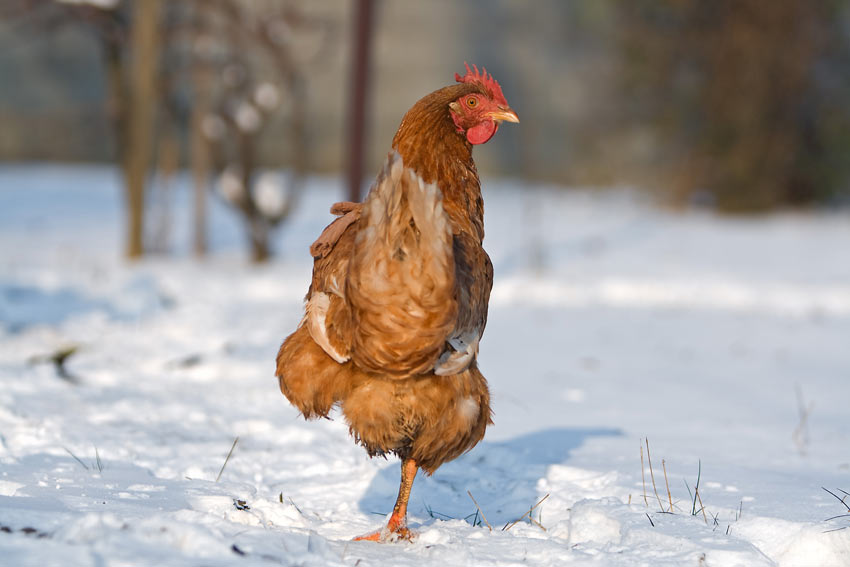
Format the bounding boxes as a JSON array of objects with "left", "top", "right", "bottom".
[{"left": 346, "top": 0, "right": 374, "bottom": 203}]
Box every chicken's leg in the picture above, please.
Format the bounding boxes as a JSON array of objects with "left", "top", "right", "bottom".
[{"left": 354, "top": 458, "right": 418, "bottom": 542}]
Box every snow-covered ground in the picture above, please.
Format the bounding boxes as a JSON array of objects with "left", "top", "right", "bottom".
[{"left": 1, "top": 164, "right": 849, "bottom": 567}]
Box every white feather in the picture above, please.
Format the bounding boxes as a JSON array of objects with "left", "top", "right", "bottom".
[{"left": 306, "top": 292, "right": 348, "bottom": 363}]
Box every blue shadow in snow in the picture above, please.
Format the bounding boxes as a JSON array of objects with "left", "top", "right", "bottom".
[
  {"left": 357, "top": 426, "right": 622, "bottom": 526},
  {"left": 0, "top": 277, "right": 168, "bottom": 333},
  {"left": 0, "top": 284, "right": 115, "bottom": 332}
]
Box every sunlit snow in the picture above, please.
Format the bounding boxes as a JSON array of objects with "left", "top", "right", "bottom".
[{"left": 1, "top": 165, "right": 848, "bottom": 566}]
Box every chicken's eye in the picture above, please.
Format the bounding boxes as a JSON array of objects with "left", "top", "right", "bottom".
[{"left": 466, "top": 97, "right": 478, "bottom": 108}]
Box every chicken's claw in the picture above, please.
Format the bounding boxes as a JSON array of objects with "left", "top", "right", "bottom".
[{"left": 353, "top": 525, "right": 414, "bottom": 543}]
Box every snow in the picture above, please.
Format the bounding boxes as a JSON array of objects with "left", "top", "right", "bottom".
[
  {"left": 217, "top": 166, "right": 244, "bottom": 204},
  {"left": 201, "top": 114, "right": 227, "bottom": 141},
  {"left": 254, "top": 171, "right": 289, "bottom": 219},
  {"left": 233, "top": 102, "right": 262, "bottom": 133},
  {"left": 255, "top": 83, "right": 281, "bottom": 112},
  {"left": 1, "top": 164, "right": 849, "bottom": 566},
  {"left": 55, "top": 0, "right": 119, "bottom": 9}
]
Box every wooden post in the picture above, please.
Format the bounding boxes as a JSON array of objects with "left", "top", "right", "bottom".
[
  {"left": 190, "top": 57, "right": 210, "bottom": 257},
  {"left": 124, "top": 0, "right": 161, "bottom": 259},
  {"left": 346, "top": 0, "right": 374, "bottom": 203}
]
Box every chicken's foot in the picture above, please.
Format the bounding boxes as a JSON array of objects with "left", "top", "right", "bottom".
[{"left": 354, "top": 458, "right": 418, "bottom": 542}]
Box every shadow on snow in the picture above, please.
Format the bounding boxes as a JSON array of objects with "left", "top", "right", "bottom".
[
  {"left": 357, "top": 426, "right": 622, "bottom": 527},
  {"left": 0, "top": 277, "right": 169, "bottom": 333}
]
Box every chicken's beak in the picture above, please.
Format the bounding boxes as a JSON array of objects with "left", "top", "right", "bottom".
[{"left": 488, "top": 106, "right": 520, "bottom": 124}]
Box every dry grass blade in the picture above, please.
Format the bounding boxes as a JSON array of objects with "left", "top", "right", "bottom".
[
  {"left": 527, "top": 501, "right": 546, "bottom": 531},
  {"left": 645, "top": 439, "right": 665, "bottom": 512},
  {"left": 467, "top": 490, "right": 492, "bottom": 532},
  {"left": 640, "top": 440, "right": 648, "bottom": 507},
  {"left": 503, "top": 493, "right": 550, "bottom": 531},
  {"left": 690, "top": 459, "right": 707, "bottom": 522},
  {"left": 29, "top": 345, "right": 81, "bottom": 383},
  {"left": 822, "top": 487, "right": 850, "bottom": 512},
  {"left": 64, "top": 447, "right": 89, "bottom": 471},
  {"left": 696, "top": 487, "right": 707, "bottom": 524},
  {"left": 792, "top": 385, "right": 814, "bottom": 455},
  {"left": 216, "top": 436, "right": 239, "bottom": 482},
  {"left": 662, "top": 459, "right": 673, "bottom": 513},
  {"left": 822, "top": 487, "right": 850, "bottom": 532},
  {"left": 288, "top": 496, "right": 303, "bottom": 515}
]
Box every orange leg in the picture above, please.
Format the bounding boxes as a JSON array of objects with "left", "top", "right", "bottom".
[{"left": 354, "top": 458, "right": 418, "bottom": 542}]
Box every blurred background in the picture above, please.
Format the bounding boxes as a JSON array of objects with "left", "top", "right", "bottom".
[{"left": 1, "top": 0, "right": 849, "bottom": 262}]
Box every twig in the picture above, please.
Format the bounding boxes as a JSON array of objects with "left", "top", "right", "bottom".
[
  {"left": 645, "top": 512, "right": 655, "bottom": 527},
  {"left": 216, "top": 436, "right": 239, "bottom": 482},
  {"left": 467, "top": 491, "right": 492, "bottom": 532},
  {"left": 502, "top": 494, "right": 550, "bottom": 531},
  {"left": 662, "top": 459, "right": 673, "bottom": 513},
  {"left": 645, "top": 439, "right": 664, "bottom": 512}
]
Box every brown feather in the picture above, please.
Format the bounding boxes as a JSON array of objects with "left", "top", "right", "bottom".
[
  {"left": 347, "top": 153, "right": 457, "bottom": 377},
  {"left": 310, "top": 202, "right": 361, "bottom": 259}
]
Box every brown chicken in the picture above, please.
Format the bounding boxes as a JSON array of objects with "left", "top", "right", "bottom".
[{"left": 275, "top": 63, "right": 518, "bottom": 541}]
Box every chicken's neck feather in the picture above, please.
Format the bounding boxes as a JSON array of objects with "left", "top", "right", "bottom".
[{"left": 391, "top": 84, "right": 486, "bottom": 242}]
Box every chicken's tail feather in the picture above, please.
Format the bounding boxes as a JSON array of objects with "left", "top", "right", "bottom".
[{"left": 347, "top": 152, "right": 457, "bottom": 376}]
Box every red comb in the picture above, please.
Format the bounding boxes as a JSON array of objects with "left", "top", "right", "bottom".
[{"left": 455, "top": 62, "right": 509, "bottom": 107}]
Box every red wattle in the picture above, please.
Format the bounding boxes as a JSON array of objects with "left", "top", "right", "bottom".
[{"left": 466, "top": 121, "right": 498, "bottom": 145}]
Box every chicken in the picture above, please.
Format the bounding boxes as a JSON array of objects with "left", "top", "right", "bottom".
[{"left": 275, "top": 63, "right": 518, "bottom": 542}]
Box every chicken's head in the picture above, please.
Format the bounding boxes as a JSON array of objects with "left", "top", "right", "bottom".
[{"left": 449, "top": 63, "right": 519, "bottom": 145}]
